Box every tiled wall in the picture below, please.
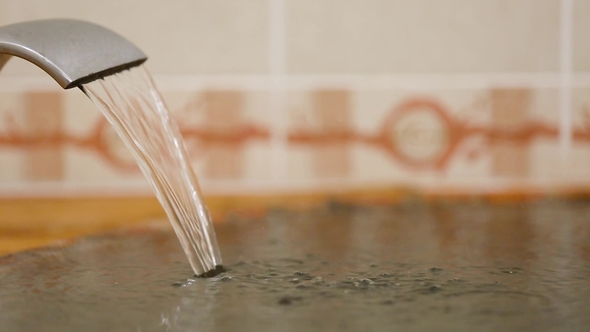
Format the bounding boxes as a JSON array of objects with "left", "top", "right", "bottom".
[{"left": 0, "top": 0, "right": 589, "bottom": 197}]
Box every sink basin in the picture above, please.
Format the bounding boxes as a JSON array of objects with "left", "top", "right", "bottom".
[{"left": 0, "top": 199, "right": 589, "bottom": 331}]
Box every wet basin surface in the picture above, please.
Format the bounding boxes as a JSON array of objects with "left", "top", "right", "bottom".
[{"left": 1, "top": 200, "right": 590, "bottom": 331}]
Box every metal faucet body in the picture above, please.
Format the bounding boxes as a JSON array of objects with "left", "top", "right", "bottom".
[{"left": 0, "top": 19, "right": 147, "bottom": 89}]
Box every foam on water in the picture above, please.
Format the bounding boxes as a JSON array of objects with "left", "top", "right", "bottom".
[{"left": 81, "top": 66, "right": 222, "bottom": 275}]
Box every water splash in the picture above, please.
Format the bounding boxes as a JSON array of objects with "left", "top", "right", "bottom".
[{"left": 81, "top": 66, "right": 222, "bottom": 275}]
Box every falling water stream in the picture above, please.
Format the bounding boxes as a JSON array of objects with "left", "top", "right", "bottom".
[{"left": 80, "top": 66, "right": 222, "bottom": 276}]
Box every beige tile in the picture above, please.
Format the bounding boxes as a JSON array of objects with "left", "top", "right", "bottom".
[
  {"left": 560, "top": 88, "right": 590, "bottom": 182},
  {"left": 287, "top": 0, "right": 560, "bottom": 73},
  {"left": 0, "top": 92, "right": 26, "bottom": 182},
  {"left": 23, "top": 92, "right": 65, "bottom": 181},
  {"left": 0, "top": 91, "right": 70, "bottom": 183},
  {"left": 311, "top": 90, "right": 353, "bottom": 178},
  {"left": 62, "top": 91, "right": 134, "bottom": 183},
  {"left": 0, "top": 0, "right": 269, "bottom": 76},
  {"left": 526, "top": 89, "right": 588, "bottom": 182},
  {"left": 0, "top": 151, "right": 24, "bottom": 183},
  {"left": 573, "top": 0, "right": 590, "bottom": 71},
  {"left": 173, "top": 89, "right": 272, "bottom": 183},
  {"left": 489, "top": 88, "right": 532, "bottom": 178}
]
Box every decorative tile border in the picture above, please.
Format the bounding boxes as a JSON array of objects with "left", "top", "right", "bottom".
[{"left": 1, "top": 82, "right": 590, "bottom": 197}]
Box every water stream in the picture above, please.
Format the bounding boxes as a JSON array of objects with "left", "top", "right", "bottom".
[{"left": 80, "top": 66, "right": 222, "bottom": 276}]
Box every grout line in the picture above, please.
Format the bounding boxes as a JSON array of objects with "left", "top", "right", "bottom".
[
  {"left": 269, "top": 0, "right": 288, "bottom": 181},
  {"left": 559, "top": 0, "right": 574, "bottom": 158},
  {"left": 5, "top": 73, "right": 590, "bottom": 91}
]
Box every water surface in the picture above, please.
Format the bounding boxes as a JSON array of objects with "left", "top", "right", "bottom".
[{"left": 1, "top": 200, "right": 589, "bottom": 331}]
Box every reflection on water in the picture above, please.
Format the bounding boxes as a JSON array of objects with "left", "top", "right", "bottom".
[{"left": 1, "top": 200, "right": 590, "bottom": 331}]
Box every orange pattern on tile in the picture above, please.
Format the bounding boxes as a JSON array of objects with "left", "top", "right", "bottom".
[
  {"left": 202, "top": 90, "right": 245, "bottom": 179},
  {"left": 311, "top": 90, "right": 351, "bottom": 177},
  {"left": 1, "top": 90, "right": 590, "bottom": 175},
  {"left": 490, "top": 88, "right": 531, "bottom": 177},
  {"left": 23, "top": 92, "right": 64, "bottom": 181}
]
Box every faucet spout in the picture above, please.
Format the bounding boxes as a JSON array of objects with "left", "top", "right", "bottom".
[{"left": 0, "top": 19, "right": 147, "bottom": 89}]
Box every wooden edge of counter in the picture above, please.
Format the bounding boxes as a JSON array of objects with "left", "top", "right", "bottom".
[{"left": 1, "top": 185, "right": 590, "bottom": 255}]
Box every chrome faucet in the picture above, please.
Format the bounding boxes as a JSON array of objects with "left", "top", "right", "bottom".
[{"left": 0, "top": 18, "right": 147, "bottom": 89}]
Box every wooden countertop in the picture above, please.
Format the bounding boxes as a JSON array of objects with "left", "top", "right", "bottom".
[{"left": 1, "top": 186, "right": 589, "bottom": 256}]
